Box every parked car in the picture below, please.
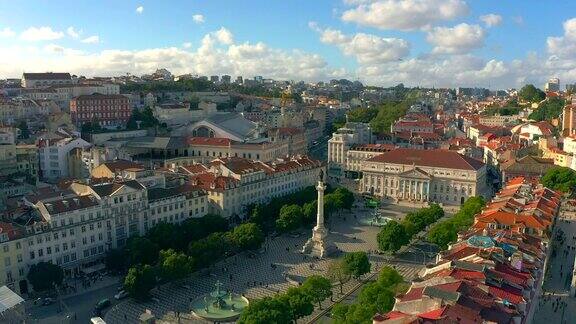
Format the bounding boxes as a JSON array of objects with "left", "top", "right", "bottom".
[
  {"left": 114, "top": 290, "right": 129, "bottom": 300},
  {"left": 42, "top": 298, "right": 55, "bottom": 306},
  {"left": 94, "top": 298, "right": 111, "bottom": 311}
]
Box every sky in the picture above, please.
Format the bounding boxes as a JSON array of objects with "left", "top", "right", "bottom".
[{"left": 1, "top": 0, "right": 576, "bottom": 89}]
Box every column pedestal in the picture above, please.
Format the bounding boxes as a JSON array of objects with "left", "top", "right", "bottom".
[{"left": 302, "top": 180, "right": 338, "bottom": 258}]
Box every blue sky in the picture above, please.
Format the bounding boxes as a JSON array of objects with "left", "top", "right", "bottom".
[{"left": 0, "top": 0, "right": 576, "bottom": 88}]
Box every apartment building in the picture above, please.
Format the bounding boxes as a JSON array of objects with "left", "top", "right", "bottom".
[
  {"left": 0, "top": 177, "right": 208, "bottom": 294},
  {"left": 21, "top": 73, "right": 72, "bottom": 88},
  {"left": 328, "top": 122, "right": 373, "bottom": 177},
  {"left": 360, "top": 148, "right": 488, "bottom": 205},
  {"left": 70, "top": 94, "right": 131, "bottom": 128},
  {"left": 38, "top": 131, "right": 92, "bottom": 181},
  {"left": 187, "top": 155, "right": 324, "bottom": 218}
]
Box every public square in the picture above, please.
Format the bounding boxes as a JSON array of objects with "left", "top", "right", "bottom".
[{"left": 93, "top": 202, "right": 426, "bottom": 323}]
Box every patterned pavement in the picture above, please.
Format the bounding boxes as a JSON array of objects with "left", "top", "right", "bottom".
[{"left": 105, "top": 205, "right": 423, "bottom": 324}]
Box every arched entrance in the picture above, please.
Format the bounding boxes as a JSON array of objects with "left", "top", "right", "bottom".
[{"left": 460, "top": 197, "right": 465, "bottom": 205}]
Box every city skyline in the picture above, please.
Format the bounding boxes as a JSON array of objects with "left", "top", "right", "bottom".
[{"left": 0, "top": 1, "right": 576, "bottom": 89}]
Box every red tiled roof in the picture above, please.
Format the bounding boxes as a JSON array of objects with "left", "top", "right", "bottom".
[{"left": 367, "top": 148, "right": 485, "bottom": 171}]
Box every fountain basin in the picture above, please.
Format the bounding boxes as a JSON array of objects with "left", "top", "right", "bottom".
[{"left": 190, "top": 292, "right": 249, "bottom": 322}]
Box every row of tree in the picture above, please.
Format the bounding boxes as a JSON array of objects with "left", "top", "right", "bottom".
[
  {"left": 377, "top": 204, "right": 445, "bottom": 253},
  {"left": 248, "top": 186, "right": 354, "bottom": 233},
  {"left": 238, "top": 252, "right": 371, "bottom": 323},
  {"left": 106, "top": 214, "right": 265, "bottom": 300},
  {"left": 427, "top": 197, "right": 485, "bottom": 249},
  {"left": 331, "top": 266, "right": 404, "bottom": 324}
]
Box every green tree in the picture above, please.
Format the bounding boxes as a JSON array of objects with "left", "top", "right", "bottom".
[
  {"left": 331, "top": 303, "right": 350, "bottom": 322},
  {"left": 126, "top": 237, "right": 159, "bottom": 266},
  {"left": 427, "top": 221, "right": 458, "bottom": 249},
  {"left": 188, "top": 232, "right": 232, "bottom": 267},
  {"left": 378, "top": 266, "right": 403, "bottom": 288},
  {"left": 248, "top": 204, "right": 265, "bottom": 225},
  {"left": 278, "top": 287, "right": 314, "bottom": 321},
  {"left": 358, "top": 281, "right": 395, "bottom": 314},
  {"left": 275, "top": 204, "right": 304, "bottom": 232},
  {"left": 529, "top": 97, "right": 565, "bottom": 122},
  {"left": 342, "top": 252, "right": 371, "bottom": 279},
  {"left": 237, "top": 297, "right": 292, "bottom": 324},
  {"left": 377, "top": 220, "right": 408, "bottom": 253},
  {"left": 327, "top": 258, "right": 351, "bottom": 294},
  {"left": 159, "top": 249, "right": 193, "bottom": 281},
  {"left": 147, "top": 222, "right": 182, "bottom": 250},
  {"left": 302, "top": 200, "right": 318, "bottom": 224},
  {"left": 347, "top": 107, "right": 379, "bottom": 123},
  {"left": 541, "top": 166, "right": 576, "bottom": 193},
  {"left": 301, "top": 275, "right": 333, "bottom": 309},
  {"left": 231, "top": 223, "right": 264, "bottom": 251},
  {"left": 334, "top": 188, "right": 355, "bottom": 210},
  {"left": 27, "top": 262, "right": 64, "bottom": 292},
  {"left": 370, "top": 101, "right": 411, "bottom": 133},
  {"left": 124, "top": 264, "right": 156, "bottom": 300},
  {"left": 105, "top": 248, "right": 128, "bottom": 272},
  {"left": 519, "top": 84, "right": 546, "bottom": 102},
  {"left": 126, "top": 107, "right": 160, "bottom": 130}
]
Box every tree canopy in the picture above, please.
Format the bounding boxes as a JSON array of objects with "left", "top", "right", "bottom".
[
  {"left": 158, "top": 249, "right": 193, "bottom": 281},
  {"left": 332, "top": 266, "right": 403, "bottom": 324},
  {"left": 377, "top": 220, "right": 409, "bottom": 253},
  {"left": 126, "top": 237, "right": 160, "bottom": 266},
  {"left": 541, "top": 167, "right": 576, "bottom": 193},
  {"left": 230, "top": 223, "right": 264, "bottom": 251},
  {"left": 124, "top": 264, "right": 156, "bottom": 300},
  {"left": 342, "top": 252, "right": 371, "bottom": 279},
  {"left": 275, "top": 204, "right": 304, "bottom": 233},
  {"left": 237, "top": 296, "right": 293, "bottom": 324},
  {"left": 301, "top": 275, "right": 333, "bottom": 308},
  {"left": 529, "top": 97, "right": 565, "bottom": 122},
  {"left": 427, "top": 196, "right": 485, "bottom": 249},
  {"left": 27, "top": 262, "right": 64, "bottom": 292},
  {"left": 519, "top": 84, "right": 546, "bottom": 102}
]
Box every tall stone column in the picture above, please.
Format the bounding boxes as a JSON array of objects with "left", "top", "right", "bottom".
[
  {"left": 302, "top": 170, "right": 338, "bottom": 258},
  {"left": 316, "top": 181, "right": 326, "bottom": 228}
]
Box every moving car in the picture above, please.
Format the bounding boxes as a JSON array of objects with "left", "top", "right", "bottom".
[{"left": 114, "top": 290, "right": 129, "bottom": 300}]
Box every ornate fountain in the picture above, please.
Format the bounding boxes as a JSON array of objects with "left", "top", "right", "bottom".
[{"left": 190, "top": 280, "right": 249, "bottom": 322}]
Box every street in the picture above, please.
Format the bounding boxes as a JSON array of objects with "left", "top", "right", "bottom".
[{"left": 532, "top": 201, "right": 576, "bottom": 324}]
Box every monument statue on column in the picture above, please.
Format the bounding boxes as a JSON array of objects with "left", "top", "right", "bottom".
[{"left": 302, "top": 169, "right": 338, "bottom": 258}]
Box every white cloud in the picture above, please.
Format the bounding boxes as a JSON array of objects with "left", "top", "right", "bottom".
[
  {"left": 547, "top": 18, "right": 576, "bottom": 59},
  {"left": 0, "top": 27, "right": 15, "bottom": 38},
  {"left": 480, "top": 14, "right": 502, "bottom": 28},
  {"left": 426, "top": 23, "right": 485, "bottom": 54},
  {"left": 192, "top": 14, "right": 205, "bottom": 24},
  {"left": 81, "top": 35, "right": 100, "bottom": 44},
  {"left": 20, "top": 26, "right": 64, "bottom": 41},
  {"left": 341, "top": 0, "right": 469, "bottom": 31},
  {"left": 0, "top": 28, "right": 344, "bottom": 82},
  {"left": 214, "top": 27, "right": 234, "bottom": 45},
  {"left": 67, "top": 26, "right": 81, "bottom": 39},
  {"left": 182, "top": 42, "right": 192, "bottom": 49},
  {"left": 136, "top": 6, "right": 144, "bottom": 14},
  {"left": 313, "top": 25, "right": 409, "bottom": 63}
]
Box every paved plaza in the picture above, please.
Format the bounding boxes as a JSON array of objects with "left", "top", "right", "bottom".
[
  {"left": 532, "top": 203, "right": 576, "bottom": 324},
  {"left": 104, "top": 203, "right": 424, "bottom": 324}
]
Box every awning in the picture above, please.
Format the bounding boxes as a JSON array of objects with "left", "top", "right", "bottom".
[{"left": 0, "top": 286, "right": 24, "bottom": 314}]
